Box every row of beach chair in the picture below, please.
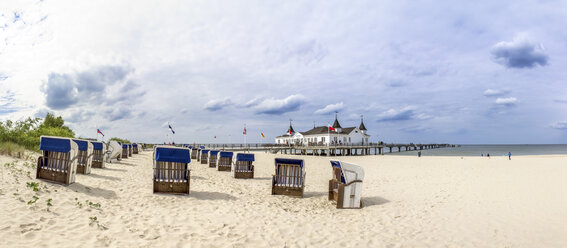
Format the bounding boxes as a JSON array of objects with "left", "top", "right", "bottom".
[
  {"left": 153, "top": 145, "right": 365, "bottom": 208},
  {"left": 36, "top": 136, "right": 140, "bottom": 185}
]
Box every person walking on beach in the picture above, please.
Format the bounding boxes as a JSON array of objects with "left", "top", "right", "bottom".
[
  {"left": 487, "top": 153, "right": 490, "bottom": 158},
  {"left": 508, "top": 152, "right": 512, "bottom": 160}
]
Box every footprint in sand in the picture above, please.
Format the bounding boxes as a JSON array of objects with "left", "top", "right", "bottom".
[{"left": 20, "top": 223, "right": 41, "bottom": 233}]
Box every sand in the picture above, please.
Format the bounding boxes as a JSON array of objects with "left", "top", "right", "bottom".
[{"left": 1, "top": 151, "right": 566, "bottom": 247}]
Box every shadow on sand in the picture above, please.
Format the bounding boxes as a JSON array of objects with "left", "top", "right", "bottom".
[
  {"left": 304, "top": 191, "right": 328, "bottom": 198},
  {"left": 101, "top": 167, "right": 128, "bottom": 172},
  {"left": 88, "top": 173, "right": 121, "bottom": 181},
  {"left": 362, "top": 196, "right": 390, "bottom": 207},
  {"left": 69, "top": 182, "right": 118, "bottom": 199},
  {"left": 190, "top": 191, "right": 237, "bottom": 201}
]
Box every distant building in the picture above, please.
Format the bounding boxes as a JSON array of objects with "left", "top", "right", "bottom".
[{"left": 275, "top": 114, "right": 370, "bottom": 146}]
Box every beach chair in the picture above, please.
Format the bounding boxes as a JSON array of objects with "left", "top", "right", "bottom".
[
  {"left": 200, "top": 149, "right": 209, "bottom": 164},
  {"left": 217, "top": 151, "right": 233, "bottom": 171},
  {"left": 73, "top": 139, "right": 93, "bottom": 174},
  {"left": 209, "top": 150, "right": 219, "bottom": 168},
  {"left": 329, "top": 160, "right": 365, "bottom": 209},
  {"left": 190, "top": 147, "right": 198, "bottom": 160},
  {"left": 128, "top": 144, "right": 132, "bottom": 157},
  {"left": 122, "top": 144, "right": 129, "bottom": 158},
  {"left": 36, "top": 136, "right": 79, "bottom": 185},
  {"left": 153, "top": 146, "right": 191, "bottom": 194},
  {"left": 232, "top": 153, "right": 254, "bottom": 179},
  {"left": 133, "top": 143, "right": 139, "bottom": 154},
  {"left": 272, "top": 158, "right": 305, "bottom": 197},
  {"left": 107, "top": 141, "right": 122, "bottom": 162},
  {"left": 91, "top": 141, "right": 106, "bottom": 168}
]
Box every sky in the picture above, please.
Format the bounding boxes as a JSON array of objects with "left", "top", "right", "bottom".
[{"left": 1, "top": 0, "right": 567, "bottom": 144}]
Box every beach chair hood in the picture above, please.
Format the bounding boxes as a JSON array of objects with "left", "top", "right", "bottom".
[
  {"left": 275, "top": 158, "right": 303, "bottom": 168},
  {"left": 219, "top": 151, "right": 233, "bottom": 158},
  {"left": 331, "top": 160, "right": 364, "bottom": 184},
  {"left": 91, "top": 142, "right": 104, "bottom": 151},
  {"left": 40, "top": 136, "right": 72, "bottom": 153},
  {"left": 201, "top": 149, "right": 209, "bottom": 154},
  {"left": 155, "top": 147, "right": 191, "bottom": 164},
  {"left": 72, "top": 139, "right": 92, "bottom": 151},
  {"left": 236, "top": 153, "right": 254, "bottom": 161},
  {"left": 209, "top": 150, "right": 219, "bottom": 156}
]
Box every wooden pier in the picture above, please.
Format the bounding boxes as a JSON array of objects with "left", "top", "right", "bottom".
[{"left": 187, "top": 143, "right": 455, "bottom": 156}]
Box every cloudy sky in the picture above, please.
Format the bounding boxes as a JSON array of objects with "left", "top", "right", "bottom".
[{"left": 1, "top": 0, "right": 566, "bottom": 144}]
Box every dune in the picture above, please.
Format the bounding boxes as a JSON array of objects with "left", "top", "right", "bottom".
[{"left": 1, "top": 151, "right": 566, "bottom": 247}]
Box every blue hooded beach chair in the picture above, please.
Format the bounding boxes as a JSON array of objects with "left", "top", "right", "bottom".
[
  {"left": 153, "top": 146, "right": 191, "bottom": 194},
  {"left": 232, "top": 153, "right": 255, "bottom": 179},
  {"left": 217, "top": 151, "right": 233, "bottom": 171},
  {"left": 37, "top": 136, "right": 79, "bottom": 185},
  {"left": 73, "top": 139, "right": 93, "bottom": 174},
  {"left": 272, "top": 158, "right": 305, "bottom": 197},
  {"left": 91, "top": 141, "right": 105, "bottom": 168},
  {"left": 208, "top": 150, "right": 219, "bottom": 168}
]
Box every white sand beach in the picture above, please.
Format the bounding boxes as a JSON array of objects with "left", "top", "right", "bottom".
[{"left": 1, "top": 152, "right": 567, "bottom": 247}]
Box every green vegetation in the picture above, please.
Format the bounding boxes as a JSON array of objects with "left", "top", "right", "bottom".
[
  {"left": 26, "top": 182, "right": 40, "bottom": 192},
  {"left": 0, "top": 113, "right": 75, "bottom": 153},
  {"left": 109, "top": 137, "right": 131, "bottom": 144},
  {"left": 27, "top": 195, "right": 39, "bottom": 205}
]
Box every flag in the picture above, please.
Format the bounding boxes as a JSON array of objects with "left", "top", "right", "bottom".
[
  {"left": 97, "top": 129, "right": 104, "bottom": 137},
  {"left": 288, "top": 129, "right": 292, "bottom": 135},
  {"left": 168, "top": 124, "right": 175, "bottom": 134},
  {"left": 243, "top": 127, "right": 247, "bottom": 135},
  {"left": 261, "top": 133, "right": 265, "bottom": 139},
  {"left": 328, "top": 125, "right": 336, "bottom": 132}
]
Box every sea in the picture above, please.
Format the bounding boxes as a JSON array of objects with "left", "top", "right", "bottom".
[{"left": 385, "top": 144, "right": 567, "bottom": 157}]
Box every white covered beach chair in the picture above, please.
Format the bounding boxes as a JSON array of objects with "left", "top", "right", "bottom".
[
  {"left": 91, "top": 141, "right": 106, "bottom": 168},
  {"left": 232, "top": 153, "right": 254, "bottom": 179},
  {"left": 36, "top": 136, "right": 79, "bottom": 185},
  {"left": 73, "top": 139, "right": 93, "bottom": 174},
  {"left": 329, "top": 160, "right": 364, "bottom": 209},
  {"left": 153, "top": 146, "right": 191, "bottom": 194},
  {"left": 272, "top": 158, "right": 305, "bottom": 197}
]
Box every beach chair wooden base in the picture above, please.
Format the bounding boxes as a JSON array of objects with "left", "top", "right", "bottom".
[
  {"left": 76, "top": 165, "right": 89, "bottom": 174},
  {"left": 36, "top": 157, "right": 73, "bottom": 185},
  {"left": 133, "top": 151, "right": 139, "bottom": 154},
  {"left": 153, "top": 180, "right": 190, "bottom": 194},
  {"left": 234, "top": 170, "right": 254, "bottom": 179},
  {"left": 328, "top": 179, "right": 363, "bottom": 209},
  {"left": 218, "top": 165, "right": 231, "bottom": 171},
  {"left": 209, "top": 163, "right": 216, "bottom": 168},
  {"left": 121, "top": 154, "right": 128, "bottom": 158},
  {"left": 153, "top": 170, "right": 190, "bottom": 195},
  {"left": 200, "top": 158, "right": 208, "bottom": 164},
  {"left": 271, "top": 183, "right": 304, "bottom": 197},
  {"left": 92, "top": 161, "right": 103, "bottom": 168}
]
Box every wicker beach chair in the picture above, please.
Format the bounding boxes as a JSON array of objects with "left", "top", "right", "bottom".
[
  {"left": 73, "top": 139, "right": 93, "bottom": 174},
  {"left": 200, "top": 149, "right": 209, "bottom": 164},
  {"left": 217, "top": 151, "right": 233, "bottom": 171},
  {"left": 153, "top": 146, "right": 191, "bottom": 194},
  {"left": 133, "top": 143, "right": 139, "bottom": 154},
  {"left": 329, "top": 160, "right": 364, "bottom": 209},
  {"left": 121, "top": 144, "right": 129, "bottom": 158},
  {"left": 36, "top": 136, "right": 79, "bottom": 185},
  {"left": 209, "top": 150, "right": 219, "bottom": 168},
  {"left": 128, "top": 144, "right": 132, "bottom": 157},
  {"left": 232, "top": 153, "right": 254, "bottom": 179},
  {"left": 91, "top": 141, "right": 105, "bottom": 168},
  {"left": 190, "top": 147, "right": 198, "bottom": 160},
  {"left": 272, "top": 158, "right": 305, "bottom": 197}
]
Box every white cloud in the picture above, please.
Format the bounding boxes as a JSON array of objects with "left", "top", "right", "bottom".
[
  {"left": 491, "top": 34, "right": 549, "bottom": 69},
  {"left": 495, "top": 97, "right": 517, "bottom": 106},
  {"left": 483, "top": 89, "right": 509, "bottom": 97},
  {"left": 204, "top": 98, "right": 232, "bottom": 111},
  {"left": 314, "top": 102, "right": 344, "bottom": 115},
  {"left": 551, "top": 122, "right": 567, "bottom": 130},
  {"left": 254, "top": 94, "right": 306, "bottom": 115}
]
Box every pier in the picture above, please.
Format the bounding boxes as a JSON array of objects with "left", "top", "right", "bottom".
[{"left": 185, "top": 143, "right": 456, "bottom": 156}]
